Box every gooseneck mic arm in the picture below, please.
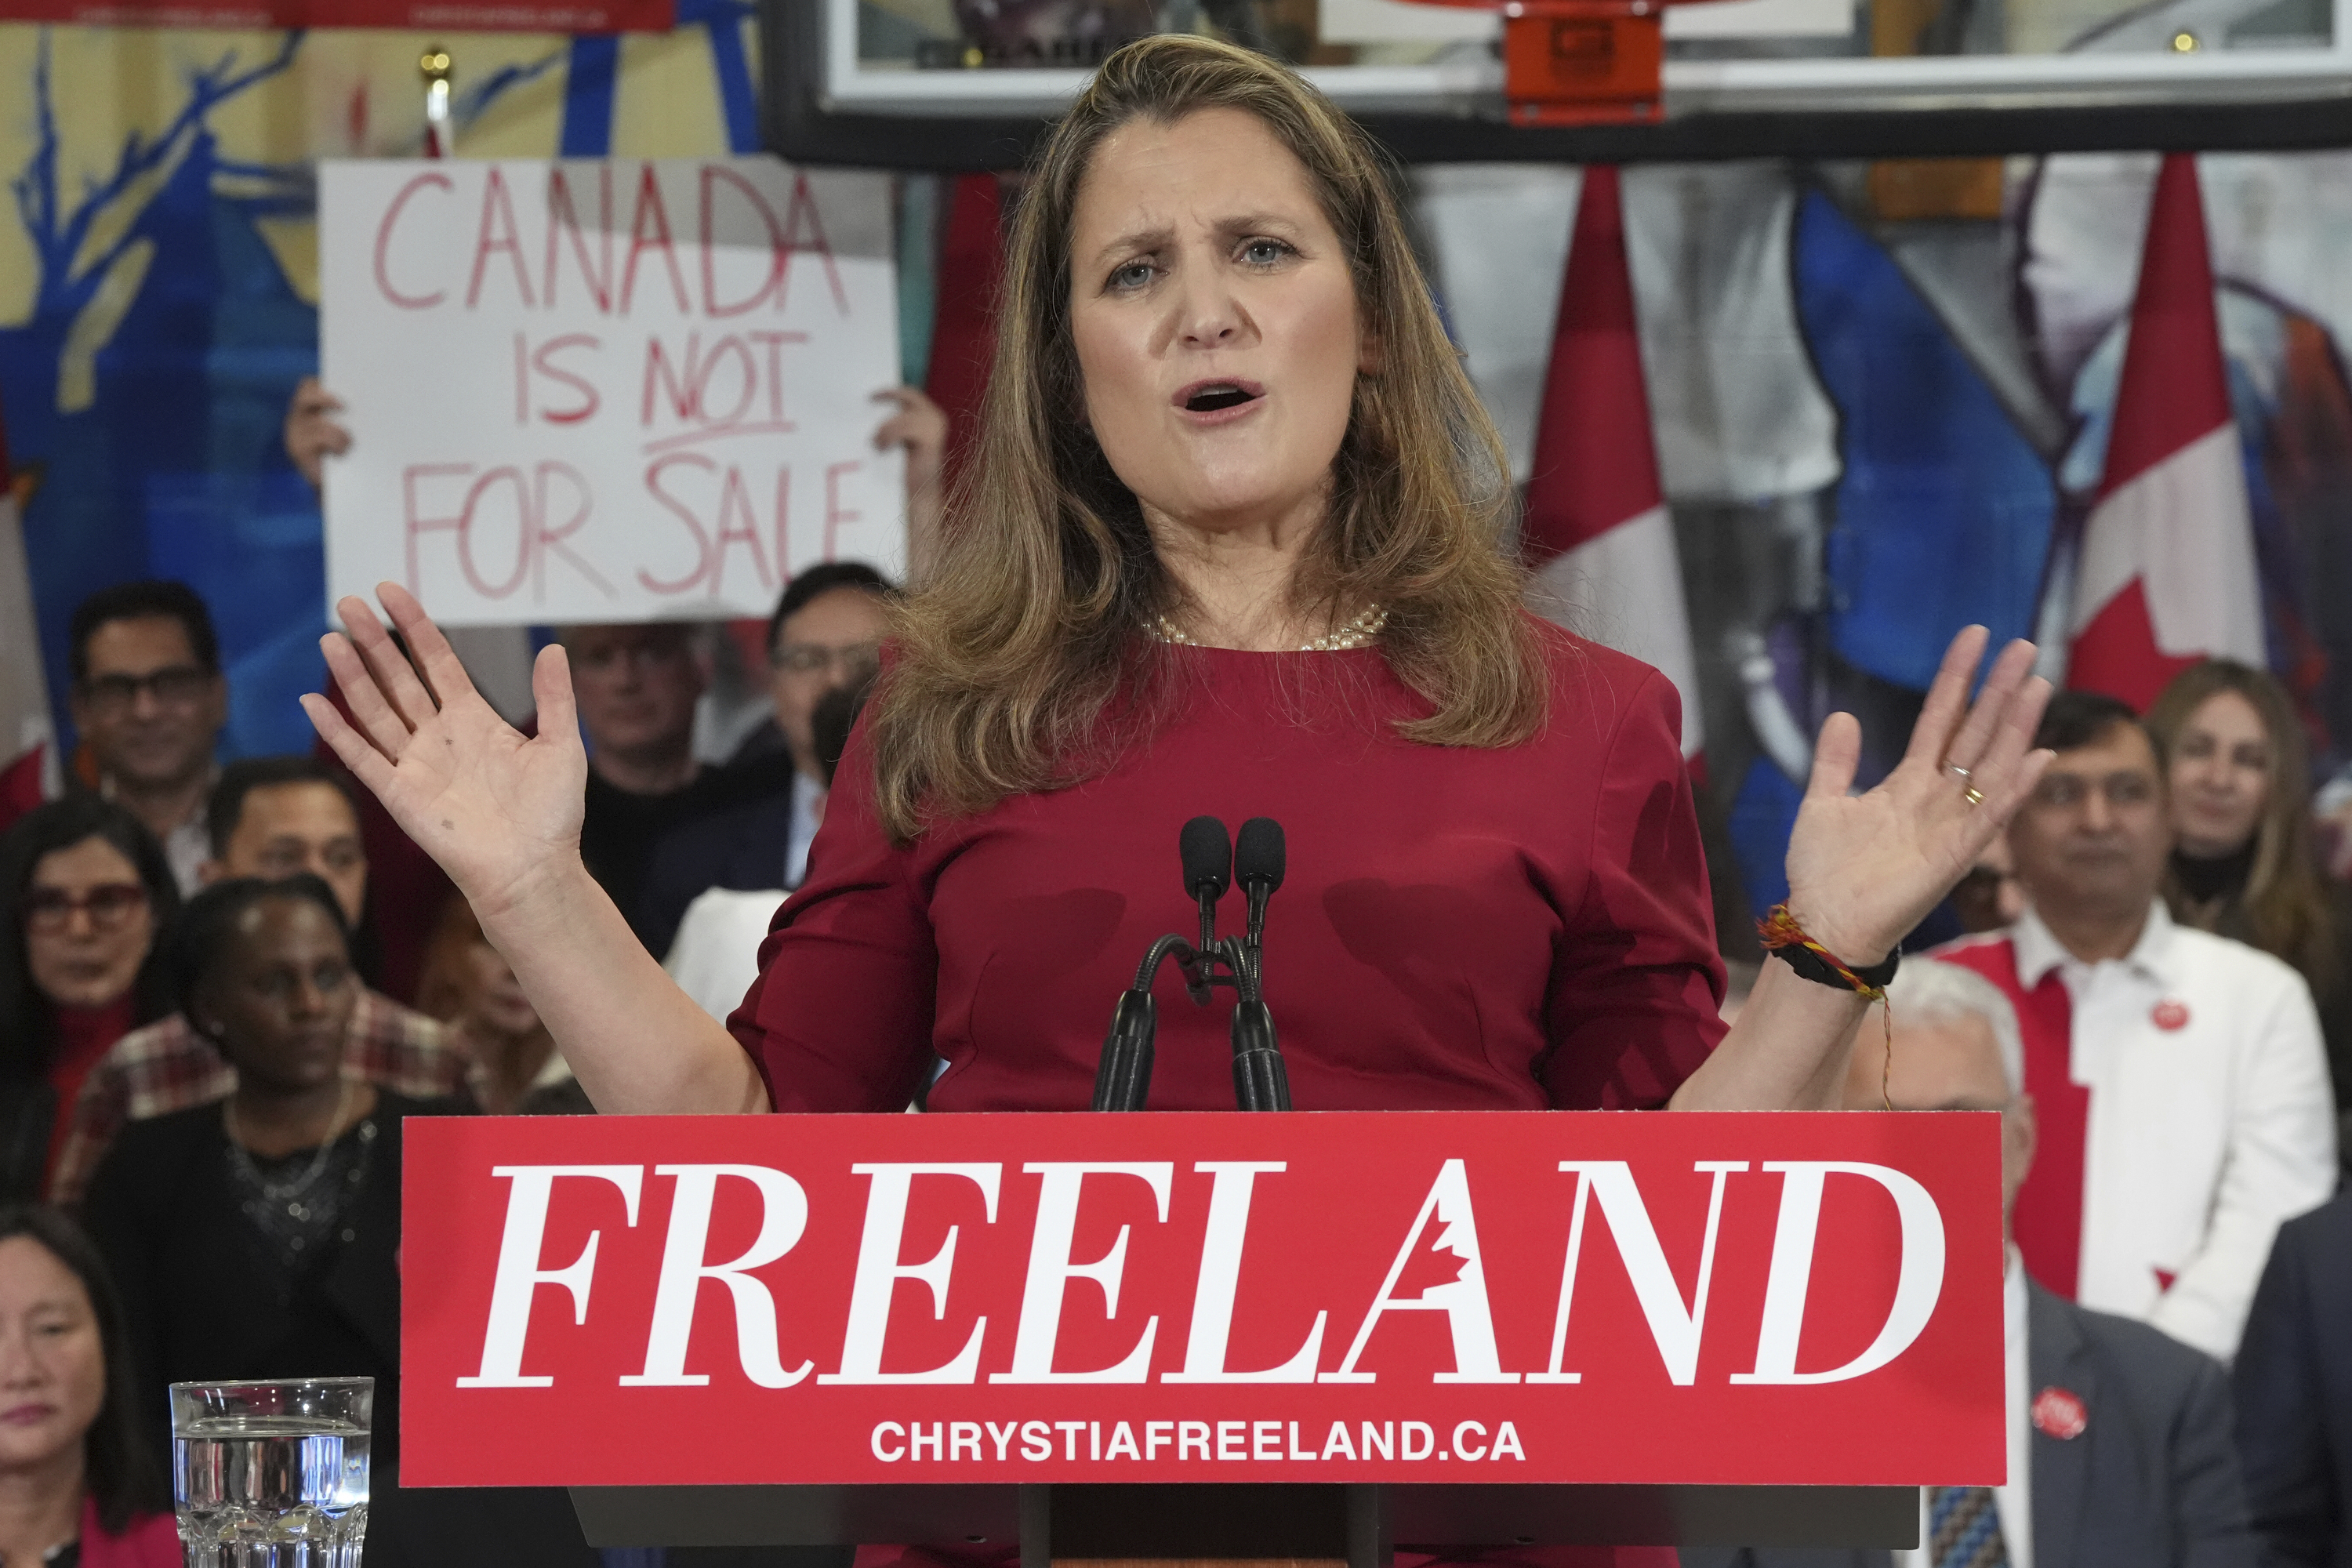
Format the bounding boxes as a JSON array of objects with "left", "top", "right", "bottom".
[
  {"left": 1229, "top": 818, "right": 1289, "bottom": 1110},
  {"left": 1090, "top": 934, "right": 1200, "bottom": 1112},
  {"left": 1091, "top": 815, "right": 1289, "bottom": 1112},
  {"left": 1093, "top": 818, "right": 1236, "bottom": 1111}
]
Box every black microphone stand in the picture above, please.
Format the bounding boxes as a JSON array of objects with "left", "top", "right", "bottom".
[
  {"left": 1227, "top": 818, "right": 1289, "bottom": 1112},
  {"left": 1091, "top": 816, "right": 1292, "bottom": 1112}
]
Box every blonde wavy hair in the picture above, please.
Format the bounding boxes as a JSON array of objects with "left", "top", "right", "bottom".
[
  {"left": 867, "top": 33, "right": 1546, "bottom": 842},
  {"left": 2146, "top": 658, "right": 2339, "bottom": 998}
]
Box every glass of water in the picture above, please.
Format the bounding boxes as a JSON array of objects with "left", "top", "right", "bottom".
[{"left": 171, "top": 1377, "right": 372, "bottom": 1567}]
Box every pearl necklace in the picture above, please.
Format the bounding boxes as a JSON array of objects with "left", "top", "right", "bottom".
[{"left": 1149, "top": 604, "right": 1388, "bottom": 652}]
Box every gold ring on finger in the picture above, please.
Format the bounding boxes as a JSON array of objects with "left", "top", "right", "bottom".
[{"left": 1962, "top": 785, "right": 1986, "bottom": 808}]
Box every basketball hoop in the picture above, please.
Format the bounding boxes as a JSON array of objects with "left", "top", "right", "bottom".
[{"left": 1399, "top": 0, "right": 1726, "bottom": 125}]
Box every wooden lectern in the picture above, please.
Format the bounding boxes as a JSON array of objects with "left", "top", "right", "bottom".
[{"left": 401, "top": 1110, "right": 2003, "bottom": 1562}]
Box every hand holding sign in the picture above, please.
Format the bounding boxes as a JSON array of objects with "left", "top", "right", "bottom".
[{"left": 285, "top": 376, "right": 350, "bottom": 490}]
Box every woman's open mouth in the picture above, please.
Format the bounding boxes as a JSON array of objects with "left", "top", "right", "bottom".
[{"left": 1175, "top": 379, "right": 1266, "bottom": 416}]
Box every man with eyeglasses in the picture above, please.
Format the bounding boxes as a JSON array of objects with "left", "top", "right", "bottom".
[
  {"left": 64, "top": 581, "right": 228, "bottom": 897},
  {"left": 632, "top": 562, "right": 895, "bottom": 960},
  {"left": 1940, "top": 690, "right": 2336, "bottom": 1361}
]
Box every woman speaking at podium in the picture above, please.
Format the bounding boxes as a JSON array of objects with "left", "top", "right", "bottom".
[{"left": 304, "top": 44, "right": 2049, "bottom": 1129}]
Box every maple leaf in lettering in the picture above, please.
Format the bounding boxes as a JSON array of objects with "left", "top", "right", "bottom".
[{"left": 1391, "top": 1216, "right": 1474, "bottom": 1299}]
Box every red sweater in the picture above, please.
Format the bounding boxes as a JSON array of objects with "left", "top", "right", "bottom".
[
  {"left": 736, "top": 620, "right": 1722, "bottom": 1118},
  {"left": 735, "top": 623, "right": 1722, "bottom": 1568}
]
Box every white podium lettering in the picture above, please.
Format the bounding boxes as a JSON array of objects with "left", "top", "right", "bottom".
[
  {"left": 1534, "top": 1161, "right": 1748, "bottom": 1386},
  {"left": 1732, "top": 1161, "right": 1947, "bottom": 1385},
  {"left": 459, "top": 1164, "right": 643, "bottom": 1388},
  {"left": 822, "top": 1163, "right": 1001, "bottom": 1385},
  {"left": 1325, "top": 1158, "right": 1519, "bottom": 1384},
  {"left": 622, "top": 1164, "right": 813, "bottom": 1388},
  {"left": 1163, "top": 1162, "right": 1327, "bottom": 1383},
  {"left": 992, "top": 1162, "right": 1172, "bottom": 1384}
]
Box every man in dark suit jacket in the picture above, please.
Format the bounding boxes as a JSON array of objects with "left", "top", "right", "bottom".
[
  {"left": 635, "top": 564, "right": 893, "bottom": 958},
  {"left": 1685, "top": 958, "right": 2256, "bottom": 1568},
  {"left": 2235, "top": 1189, "right": 2352, "bottom": 1566}
]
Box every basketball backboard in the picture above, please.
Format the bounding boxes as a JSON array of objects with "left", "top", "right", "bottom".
[{"left": 763, "top": 0, "right": 2352, "bottom": 165}]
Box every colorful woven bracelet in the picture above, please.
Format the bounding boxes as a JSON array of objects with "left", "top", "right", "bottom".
[
  {"left": 1755, "top": 904, "right": 1899, "bottom": 998},
  {"left": 1755, "top": 903, "right": 1900, "bottom": 1109}
]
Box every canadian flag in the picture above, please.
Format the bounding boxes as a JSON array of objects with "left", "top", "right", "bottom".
[
  {"left": 2066, "top": 154, "right": 2265, "bottom": 710},
  {"left": 1524, "top": 166, "right": 1704, "bottom": 756},
  {"left": 0, "top": 389, "right": 57, "bottom": 832}
]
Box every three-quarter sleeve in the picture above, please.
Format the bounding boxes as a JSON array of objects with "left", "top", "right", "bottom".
[
  {"left": 728, "top": 725, "right": 938, "bottom": 1112},
  {"left": 1540, "top": 666, "right": 1725, "bottom": 1109}
]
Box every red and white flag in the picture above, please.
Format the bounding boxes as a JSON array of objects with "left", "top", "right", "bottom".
[
  {"left": 0, "top": 390, "right": 57, "bottom": 832},
  {"left": 2066, "top": 154, "right": 2264, "bottom": 711},
  {"left": 1524, "top": 165, "right": 1703, "bottom": 756}
]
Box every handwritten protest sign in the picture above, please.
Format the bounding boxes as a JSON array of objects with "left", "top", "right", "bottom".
[{"left": 320, "top": 158, "right": 902, "bottom": 626}]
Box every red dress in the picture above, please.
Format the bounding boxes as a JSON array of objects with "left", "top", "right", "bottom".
[
  {"left": 735, "top": 621, "right": 1724, "bottom": 1114},
  {"left": 731, "top": 620, "right": 1725, "bottom": 1568}
]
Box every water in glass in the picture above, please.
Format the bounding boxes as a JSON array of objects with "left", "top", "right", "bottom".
[{"left": 172, "top": 1379, "right": 371, "bottom": 1568}]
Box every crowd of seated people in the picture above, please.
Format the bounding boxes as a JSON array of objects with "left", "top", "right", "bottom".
[
  {"left": 0, "top": 366, "right": 968, "bottom": 1563},
  {"left": 46, "top": 754, "right": 474, "bottom": 1210},
  {"left": 13, "top": 534, "right": 2352, "bottom": 1566}
]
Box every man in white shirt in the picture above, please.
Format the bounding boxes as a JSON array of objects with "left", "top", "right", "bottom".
[
  {"left": 1684, "top": 958, "right": 2256, "bottom": 1568},
  {"left": 1939, "top": 691, "right": 2336, "bottom": 1359}
]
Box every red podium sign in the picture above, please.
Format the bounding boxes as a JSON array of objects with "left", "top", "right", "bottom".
[{"left": 401, "top": 1111, "right": 2003, "bottom": 1490}]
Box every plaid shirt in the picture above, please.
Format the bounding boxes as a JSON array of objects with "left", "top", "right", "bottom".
[{"left": 49, "top": 988, "right": 474, "bottom": 1207}]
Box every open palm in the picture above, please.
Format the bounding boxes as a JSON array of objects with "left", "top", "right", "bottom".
[
  {"left": 1782, "top": 627, "right": 2053, "bottom": 964},
  {"left": 299, "top": 583, "right": 588, "bottom": 917}
]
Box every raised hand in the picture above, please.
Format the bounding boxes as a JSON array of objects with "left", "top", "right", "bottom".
[
  {"left": 284, "top": 377, "right": 351, "bottom": 491},
  {"left": 1782, "top": 626, "right": 2053, "bottom": 964},
  {"left": 298, "top": 583, "right": 587, "bottom": 919}
]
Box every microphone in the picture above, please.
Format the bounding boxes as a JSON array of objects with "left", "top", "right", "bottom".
[
  {"left": 1094, "top": 818, "right": 1229, "bottom": 1110},
  {"left": 1092, "top": 814, "right": 1290, "bottom": 1112},
  {"left": 1180, "top": 815, "right": 1232, "bottom": 964},
  {"left": 1234, "top": 818, "right": 1284, "bottom": 969},
  {"left": 1229, "top": 818, "right": 1289, "bottom": 1110}
]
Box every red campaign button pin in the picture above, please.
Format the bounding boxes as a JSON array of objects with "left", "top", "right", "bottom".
[
  {"left": 2032, "top": 1387, "right": 2088, "bottom": 1440},
  {"left": 2151, "top": 999, "right": 2191, "bottom": 1031}
]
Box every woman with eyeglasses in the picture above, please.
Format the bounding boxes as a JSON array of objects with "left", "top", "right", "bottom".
[{"left": 0, "top": 801, "right": 180, "bottom": 1199}]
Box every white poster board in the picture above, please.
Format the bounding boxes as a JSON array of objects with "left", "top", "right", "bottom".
[{"left": 320, "top": 158, "right": 903, "bottom": 626}]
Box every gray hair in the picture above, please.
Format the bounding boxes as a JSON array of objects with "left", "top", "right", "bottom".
[{"left": 1884, "top": 958, "right": 2024, "bottom": 1096}]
